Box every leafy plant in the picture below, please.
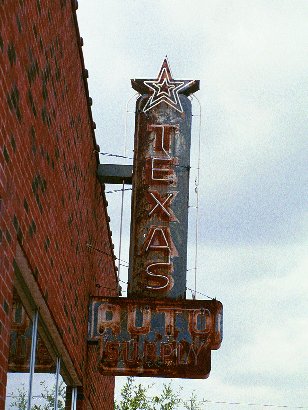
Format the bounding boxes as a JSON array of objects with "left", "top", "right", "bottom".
[
  {"left": 115, "top": 377, "right": 199, "bottom": 410},
  {"left": 9, "top": 381, "right": 66, "bottom": 410},
  {"left": 115, "top": 377, "right": 151, "bottom": 410},
  {"left": 183, "top": 392, "right": 200, "bottom": 410},
  {"left": 9, "top": 385, "right": 27, "bottom": 410}
]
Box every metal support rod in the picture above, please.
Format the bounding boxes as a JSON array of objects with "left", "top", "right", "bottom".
[
  {"left": 54, "top": 358, "right": 61, "bottom": 410},
  {"left": 192, "top": 94, "right": 202, "bottom": 300},
  {"left": 124, "top": 93, "right": 139, "bottom": 158},
  {"left": 117, "top": 180, "right": 125, "bottom": 282},
  {"left": 71, "top": 387, "right": 77, "bottom": 410},
  {"left": 27, "top": 310, "right": 38, "bottom": 410}
]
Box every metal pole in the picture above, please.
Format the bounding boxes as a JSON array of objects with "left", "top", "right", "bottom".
[
  {"left": 192, "top": 94, "right": 202, "bottom": 300},
  {"left": 54, "top": 358, "right": 61, "bottom": 410},
  {"left": 117, "top": 179, "right": 125, "bottom": 282},
  {"left": 27, "top": 310, "right": 38, "bottom": 410},
  {"left": 71, "top": 387, "right": 77, "bottom": 410}
]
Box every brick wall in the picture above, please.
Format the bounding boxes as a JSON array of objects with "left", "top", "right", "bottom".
[{"left": 0, "top": 0, "right": 117, "bottom": 408}]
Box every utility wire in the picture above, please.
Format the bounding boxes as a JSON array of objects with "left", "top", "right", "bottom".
[
  {"left": 105, "top": 188, "right": 132, "bottom": 194},
  {"left": 6, "top": 394, "right": 305, "bottom": 409},
  {"left": 86, "top": 243, "right": 127, "bottom": 264},
  {"left": 181, "top": 398, "right": 308, "bottom": 409},
  {"left": 88, "top": 245, "right": 215, "bottom": 298},
  {"left": 100, "top": 152, "right": 134, "bottom": 160},
  {"left": 186, "top": 287, "right": 213, "bottom": 300}
]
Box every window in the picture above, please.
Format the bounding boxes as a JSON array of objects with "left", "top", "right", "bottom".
[{"left": 6, "top": 291, "right": 71, "bottom": 409}]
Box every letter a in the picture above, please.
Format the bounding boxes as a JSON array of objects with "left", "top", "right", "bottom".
[{"left": 143, "top": 226, "right": 178, "bottom": 257}]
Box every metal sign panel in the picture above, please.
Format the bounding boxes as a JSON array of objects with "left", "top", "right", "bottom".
[
  {"left": 88, "top": 297, "right": 222, "bottom": 378},
  {"left": 128, "top": 59, "right": 200, "bottom": 299}
]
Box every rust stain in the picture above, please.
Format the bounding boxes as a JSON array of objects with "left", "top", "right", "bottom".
[
  {"left": 89, "top": 297, "right": 222, "bottom": 378},
  {"left": 128, "top": 98, "right": 193, "bottom": 299}
]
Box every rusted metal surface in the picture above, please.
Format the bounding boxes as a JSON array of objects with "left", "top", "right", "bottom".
[
  {"left": 88, "top": 297, "right": 222, "bottom": 378},
  {"left": 128, "top": 59, "right": 200, "bottom": 299},
  {"left": 131, "top": 59, "right": 200, "bottom": 105},
  {"left": 86, "top": 60, "right": 223, "bottom": 379}
]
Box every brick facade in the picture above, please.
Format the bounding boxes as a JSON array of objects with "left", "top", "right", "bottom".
[{"left": 0, "top": 0, "right": 117, "bottom": 408}]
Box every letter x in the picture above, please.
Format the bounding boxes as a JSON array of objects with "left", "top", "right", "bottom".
[{"left": 147, "top": 190, "right": 178, "bottom": 221}]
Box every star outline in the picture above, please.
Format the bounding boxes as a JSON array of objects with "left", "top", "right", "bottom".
[{"left": 131, "top": 59, "right": 199, "bottom": 113}]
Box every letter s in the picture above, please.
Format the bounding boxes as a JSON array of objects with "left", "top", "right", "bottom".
[{"left": 145, "top": 263, "right": 174, "bottom": 291}]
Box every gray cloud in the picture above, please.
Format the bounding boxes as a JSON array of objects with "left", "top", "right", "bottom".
[{"left": 78, "top": 1, "right": 308, "bottom": 407}]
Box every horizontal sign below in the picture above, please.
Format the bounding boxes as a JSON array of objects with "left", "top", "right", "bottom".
[{"left": 88, "top": 297, "right": 223, "bottom": 378}]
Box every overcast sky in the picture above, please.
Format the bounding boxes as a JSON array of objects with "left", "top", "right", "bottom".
[{"left": 77, "top": 1, "right": 307, "bottom": 408}]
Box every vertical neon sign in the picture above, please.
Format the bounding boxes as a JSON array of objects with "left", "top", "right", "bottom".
[
  {"left": 128, "top": 59, "right": 199, "bottom": 299},
  {"left": 88, "top": 60, "right": 223, "bottom": 379}
]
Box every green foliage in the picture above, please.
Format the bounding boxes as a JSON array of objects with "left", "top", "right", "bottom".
[
  {"left": 183, "top": 392, "right": 200, "bottom": 410},
  {"left": 12, "top": 377, "right": 201, "bottom": 410},
  {"left": 9, "top": 385, "right": 27, "bottom": 410},
  {"left": 9, "top": 381, "right": 66, "bottom": 410},
  {"left": 151, "top": 382, "right": 181, "bottom": 410},
  {"left": 114, "top": 377, "right": 151, "bottom": 410},
  {"left": 115, "top": 377, "right": 199, "bottom": 410}
]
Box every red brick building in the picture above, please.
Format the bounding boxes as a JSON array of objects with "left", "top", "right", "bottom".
[{"left": 0, "top": 0, "right": 117, "bottom": 408}]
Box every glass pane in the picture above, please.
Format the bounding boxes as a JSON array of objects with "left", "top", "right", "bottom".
[
  {"left": 5, "top": 290, "right": 32, "bottom": 409},
  {"left": 5, "top": 290, "right": 68, "bottom": 409},
  {"left": 31, "top": 337, "right": 67, "bottom": 408},
  {"left": 57, "top": 373, "right": 67, "bottom": 409},
  {"left": 31, "top": 372, "right": 67, "bottom": 409}
]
